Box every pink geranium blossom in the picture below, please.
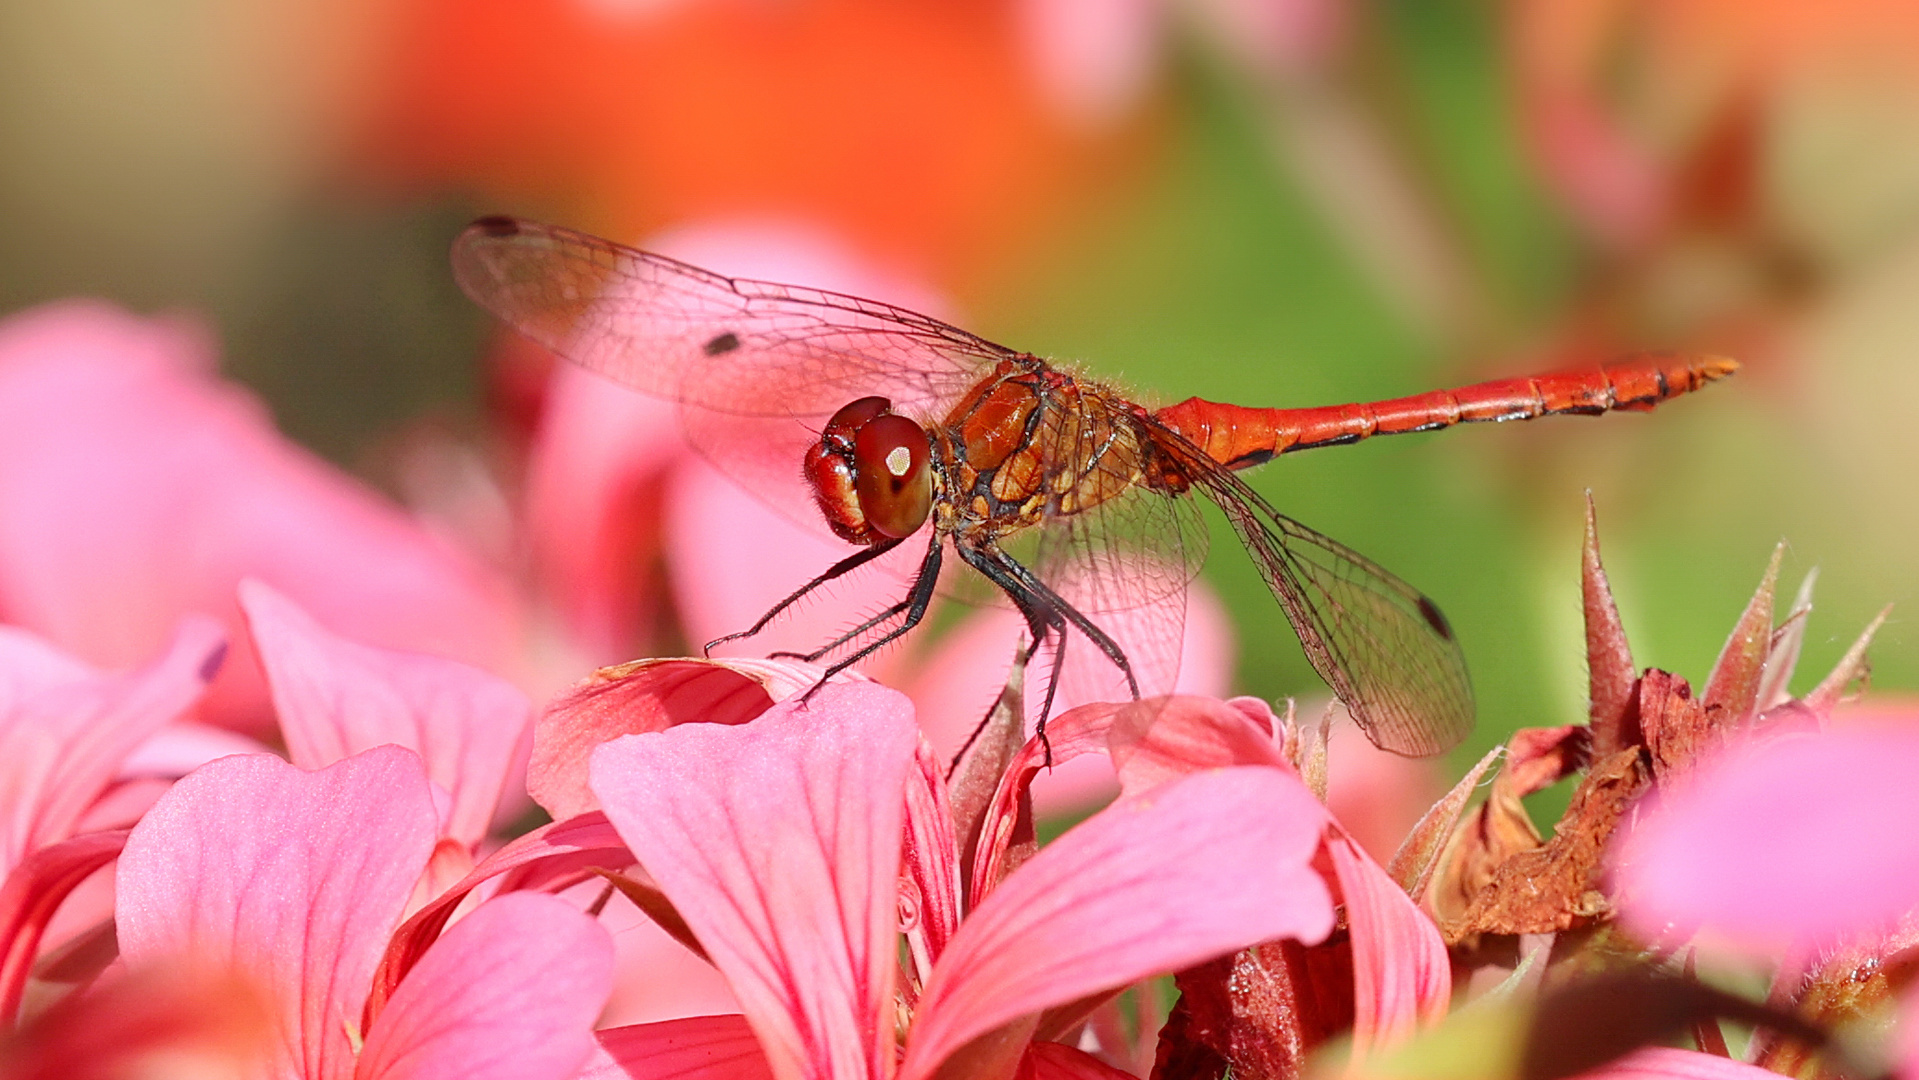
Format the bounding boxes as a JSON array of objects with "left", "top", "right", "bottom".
[
  {"left": 0, "top": 618, "right": 228, "bottom": 1025},
  {"left": 114, "top": 745, "right": 613, "bottom": 1080},
  {"left": 1616, "top": 719, "right": 1919, "bottom": 954},
  {"left": 0, "top": 302, "right": 517, "bottom": 731},
  {"left": 570, "top": 676, "right": 1342, "bottom": 1080},
  {"left": 1006, "top": 694, "right": 1452, "bottom": 1061}
]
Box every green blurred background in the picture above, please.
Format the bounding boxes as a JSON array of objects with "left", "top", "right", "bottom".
[{"left": 1, "top": 0, "right": 1911, "bottom": 776}]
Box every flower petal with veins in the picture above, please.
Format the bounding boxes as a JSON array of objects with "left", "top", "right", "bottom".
[
  {"left": 356, "top": 892, "right": 612, "bottom": 1080},
  {"left": 590, "top": 681, "right": 918, "bottom": 1080},
  {"left": 902, "top": 766, "right": 1336, "bottom": 1080},
  {"left": 117, "top": 747, "right": 438, "bottom": 1080}
]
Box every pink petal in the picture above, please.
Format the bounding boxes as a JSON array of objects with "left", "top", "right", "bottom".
[
  {"left": 119, "top": 721, "right": 269, "bottom": 780},
  {"left": 240, "top": 580, "right": 531, "bottom": 848},
  {"left": 1017, "top": 1041, "right": 1139, "bottom": 1080},
  {"left": 969, "top": 702, "right": 1124, "bottom": 903},
  {"left": 0, "top": 964, "right": 276, "bottom": 1080},
  {"left": 1106, "top": 695, "right": 1289, "bottom": 794},
  {"left": 0, "top": 301, "right": 516, "bottom": 731},
  {"left": 117, "top": 746, "right": 439, "bottom": 1080},
  {"left": 530, "top": 656, "right": 827, "bottom": 820},
  {"left": 72, "top": 778, "right": 171, "bottom": 833},
  {"left": 902, "top": 741, "right": 963, "bottom": 966},
  {"left": 899, "top": 607, "right": 1124, "bottom": 820},
  {"left": 368, "top": 811, "right": 633, "bottom": 1022},
  {"left": 597, "top": 889, "right": 743, "bottom": 1027},
  {"left": 906, "top": 583, "right": 1237, "bottom": 817},
  {"left": 0, "top": 616, "right": 225, "bottom": 875},
  {"left": 1615, "top": 722, "right": 1919, "bottom": 954},
  {"left": 584, "top": 1015, "right": 775, "bottom": 1080},
  {"left": 356, "top": 892, "right": 613, "bottom": 1080},
  {"left": 902, "top": 767, "right": 1337, "bottom": 1080},
  {"left": 590, "top": 682, "right": 920, "bottom": 1080},
  {"left": 1324, "top": 833, "right": 1449, "bottom": 1052},
  {"left": 1583, "top": 1047, "right": 1791, "bottom": 1079},
  {"left": 0, "top": 830, "right": 127, "bottom": 1024},
  {"left": 0, "top": 625, "right": 95, "bottom": 705}
]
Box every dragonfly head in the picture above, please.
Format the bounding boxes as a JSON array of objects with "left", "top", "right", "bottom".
[{"left": 806, "top": 396, "right": 934, "bottom": 545}]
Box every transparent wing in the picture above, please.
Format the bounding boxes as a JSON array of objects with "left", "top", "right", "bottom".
[
  {"left": 1146, "top": 423, "right": 1474, "bottom": 756},
  {"left": 1022, "top": 395, "right": 1209, "bottom": 710},
  {"left": 451, "top": 217, "right": 1012, "bottom": 421}
]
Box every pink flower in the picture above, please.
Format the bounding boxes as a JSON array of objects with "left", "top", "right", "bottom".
[
  {"left": 0, "top": 964, "right": 278, "bottom": 1080},
  {"left": 508, "top": 672, "right": 1338, "bottom": 1080},
  {"left": 114, "top": 745, "right": 613, "bottom": 1080},
  {"left": 1024, "top": 694, "right": 1452, "bottom": 1062},
  {"left": 0, "top": 618, "right": 227, "bottom": 1026},
  {"left": 238, "top": 579, "right": 533, "bottom": 855},
  {"left": 1616, "top": 718, "right": 1919, "bottom": 955},
  {"left": 0, "top": 302, "right": 518, "bottom": 731}
]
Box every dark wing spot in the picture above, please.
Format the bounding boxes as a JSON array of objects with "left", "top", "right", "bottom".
[
  {"left": 470, "top": 215, "right": 522, "bottom": 237},
  {"left": 703, "top": 331, "right": 742, "bottom": 356},
  {"left": 1417, "top": 595, "right": 1455, "bottom": 641}
]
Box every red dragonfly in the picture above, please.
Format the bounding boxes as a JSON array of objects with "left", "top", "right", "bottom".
[{"left": 454, "top": 216, "right": 1737, "bottom": 756}]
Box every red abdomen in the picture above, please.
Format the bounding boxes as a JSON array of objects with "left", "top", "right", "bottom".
[{"left": 1155, "top": 353, "right": 1739, "bottom": 469}]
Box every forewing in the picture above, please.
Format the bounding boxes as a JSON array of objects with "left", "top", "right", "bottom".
[
  {"left": 1150, "top": 429, "right": 1473, "bottom": 756},
  {"left": 451, "top": 217, "right": 1007, "bottom": 420}
]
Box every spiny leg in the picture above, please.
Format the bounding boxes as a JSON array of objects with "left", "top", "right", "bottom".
[
  {"left": 976, "top": 546, "right": 1141, "bottom": 699},
  {"left": 768, "top": 596, "right": 913, "bottom": 662},
  {"left": 803, "top": 533, "right": 945, "bottom": 693},
  {"left": 954, "top": 542, "right": 1070, "bottom": 764},
  {"left": 704, "top": 536, "right": 906, "bottom": 655}
]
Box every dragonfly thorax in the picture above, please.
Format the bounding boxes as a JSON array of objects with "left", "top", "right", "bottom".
[{"left": 804, "top": 396, "right": 935, "bottom": 545}]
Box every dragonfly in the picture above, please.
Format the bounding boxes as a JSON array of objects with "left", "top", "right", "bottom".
[{"left": 453, "top": 216, "right": 1737, "bottom": 756}]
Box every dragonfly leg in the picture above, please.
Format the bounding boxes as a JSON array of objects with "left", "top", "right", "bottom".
[
  {"left": 955, "top": 543, "right": 1126, "bottom": 767},
  {"left": 705, "top": 536, "right": 906, "bottom": 655},
  {"left": 769, "top": 596, "right": 913, "bottom": 662},
  {"left": 968, "top": 546, "right": 1142, "bottom": 700},
  {"left": 802, "top": 533, "right": 945, "bottom": 689}
]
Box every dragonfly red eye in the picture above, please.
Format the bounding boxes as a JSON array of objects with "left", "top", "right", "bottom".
[
  {"left": 853, "top": 413, "right": 932, "bottom": 538},
  {"left": 825, "top": 396, "right": 892, "bottom": 438}
]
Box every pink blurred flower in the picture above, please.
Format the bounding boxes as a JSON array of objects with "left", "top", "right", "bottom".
[
  {"left": 114, "top": 745, "right": 613, "bottom": 1080},
  {"left": 0, "top": 618, "right": 227, "bottom": 1026},
  {"left": 0, "top": 301, "right": 518, "bottom": 731},
  {"left": 1616, "top": 718, "right": 1919, "bottom": 956},
  {"left": 582, "top": 680, "right": 1338, "bottom": 1080},
  {"left": 1012, "top": 0, "right": 1348, "bottom": 129}
]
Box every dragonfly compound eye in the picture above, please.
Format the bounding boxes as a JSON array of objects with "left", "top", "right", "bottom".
[
  {"left": 853, "top": 413, "right": 933, "bottom": 539},
  {"left": 805, "top": 396, "right": 925, "bottom": 544},
  {"left": 824, "top": 396, "right": 892, "bottom": 439}
]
